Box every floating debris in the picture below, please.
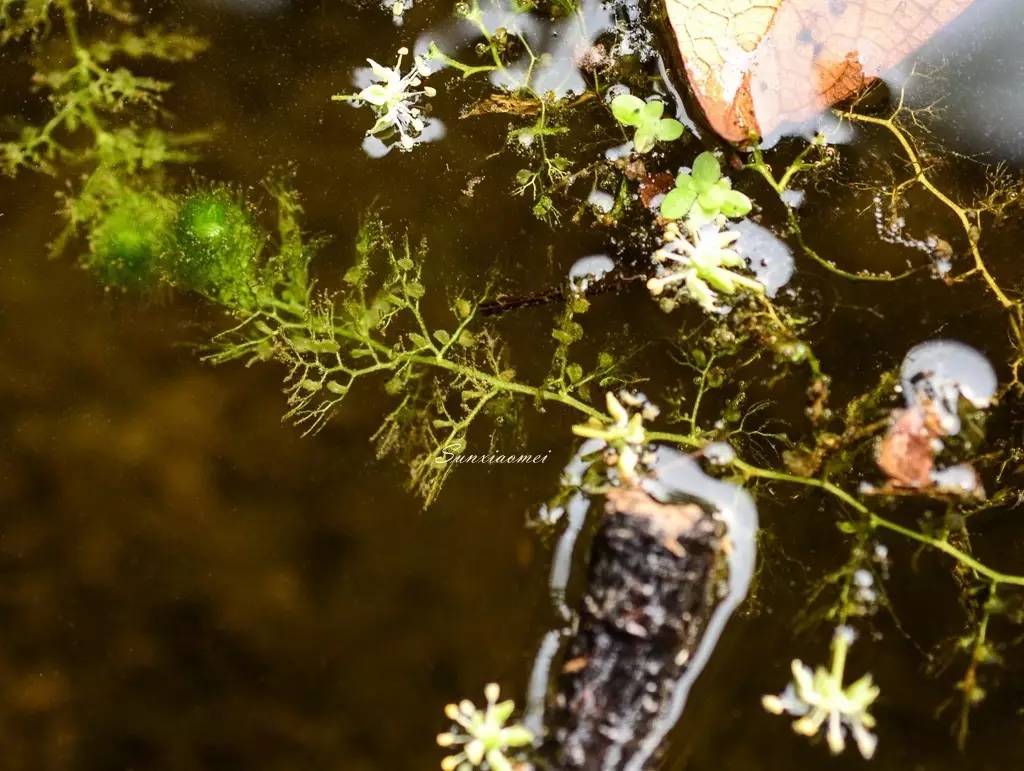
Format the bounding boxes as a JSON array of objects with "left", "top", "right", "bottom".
[
  {"left": 541, "top": 447, "right": 757, "bottom": 770},
  {"left": 731, "top": 220, "right": 795, "bottom": 298},
  {"left": 900, "top": 339, "right": 997, "bottom": 432},
  {"left": 874, "top": 340, "right": 995, "bottom": 495},
  {"left": 568, "top": 255, "right": 616, "bottom": 293}
]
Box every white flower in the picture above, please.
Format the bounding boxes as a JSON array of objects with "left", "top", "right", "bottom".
[
  {"left": 762, "top": 626, "right": 880, "bottom": 759},
  {"left": 437, "top": 684, "right": 533, "bottom": 771},
  {"left": 333, "top": 46, "right": 437, "bottom": 151},
  {"left": 572, "top": 391, "right": 652, "bottom": 483},
  {"left": 647, "top": 221, "right": 763, "bottom": 312}
]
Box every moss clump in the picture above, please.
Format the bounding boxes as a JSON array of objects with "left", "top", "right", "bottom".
[
  {"left": 170, "top": 189, "right": 263, "bottom": 301},
  {"left": 86, "top": 192, "right": 176, "bottom": 288}
]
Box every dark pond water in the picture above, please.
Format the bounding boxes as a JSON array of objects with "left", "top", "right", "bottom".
[{"left": 2, "top": 0, "right": 1024, "bottom": 769}]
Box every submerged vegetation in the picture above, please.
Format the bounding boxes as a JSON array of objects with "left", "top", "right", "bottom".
[{"left": 4, "top": 0, "right": 1024, "bottom": 766}]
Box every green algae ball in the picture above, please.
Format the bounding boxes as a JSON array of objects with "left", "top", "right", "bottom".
[
  {"left": 86, "top": 193, "right": 175, "bottom": 288},
  {"left": 170, "top": 190, "right": 263, "bottom": 300}
]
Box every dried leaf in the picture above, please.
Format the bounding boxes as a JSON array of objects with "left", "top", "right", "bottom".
[
  {"left": 665, "top": 0, "right": 977, "bottom": 142},
  {"left": 639, "top": 171, "right": 675, "bottom": 208},
  {"left": 876, "top": 405, "right": 936, "bottom": 487}
]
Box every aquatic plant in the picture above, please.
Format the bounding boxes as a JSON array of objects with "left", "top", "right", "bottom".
[
  {"left": 571, "top": 391, "right": 656, "bottom": 483},
  {"left": 660, "top": 152, "right": 753, "bottom": 224},
  {"left": 85, "top": 189, "right": 176, "bottom": 288},
  {"left": 609, "top": 93, "right": 685, "bottom": 154},
  {"left": 437, "top": 684, "right": 534, "bottom": 771},
  {"left": 0, "top": 0, "right": 206, "bottom": 179},
  {"left": 762, "top": 626, "right": 880, "bottom": 759},
  {"left": 647, "top": 220, "right": 764, "bottom": 312},
  {"left": 332, "top": 46, "right": 438, "bottom": 151},
  {"left": 170, "top": 189, "right": 264, "bottom": 303},
  {"left": 7, "top": 0, "right": 1024, "bottom": 761}
]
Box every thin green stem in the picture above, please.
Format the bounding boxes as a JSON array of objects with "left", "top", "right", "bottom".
[
  {"left": 731, "top": 459, "right": 1024, "bottom": 587},
  {"left": 835, "top": 106, "right": 1014, "bottom": 309}
]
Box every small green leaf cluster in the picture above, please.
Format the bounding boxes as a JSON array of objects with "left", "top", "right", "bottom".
[
  {"left": 545, "top": 294, "right": 620, "bottom": 400},
  {"left": 610, "top": 93, "right": 685, "bottom": 154},
  {"left": 177, "top": 205, "right": 525, "bottom": 506},
  {"left": 1, "top": 0, "right": 207, "bottom": 178},
  {"left": 661, "top": 151, "right": 752, "bottom": 223}
]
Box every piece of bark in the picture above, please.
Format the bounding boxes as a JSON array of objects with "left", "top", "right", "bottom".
[{"left": 542, "top": 487, "right": 726, "bottom": 770}]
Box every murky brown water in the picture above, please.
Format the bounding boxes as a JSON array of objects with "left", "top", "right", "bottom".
[{"left": 2, "top": 0, "right": 1024, "bottom": 769}]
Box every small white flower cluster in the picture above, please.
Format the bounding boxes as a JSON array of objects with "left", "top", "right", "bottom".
[
  {"left": 647, "top": 220, "right": 764, "bottom": 313},
  {"left": 333, "top": 47, "right": 436, "bottom": 151},
  {"left": 572, "top": 391, "right": 658, "bottom": 483},
  {"left": 437, "top": 684, "right": 533, "bottom": 771},
  {"left": 762, "top": 626, "right": 880, "bottom": 759}
]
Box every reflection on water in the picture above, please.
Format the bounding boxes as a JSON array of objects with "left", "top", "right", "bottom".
[{"left": 891, "top": 0, "right": 1024, "bottom": 164}]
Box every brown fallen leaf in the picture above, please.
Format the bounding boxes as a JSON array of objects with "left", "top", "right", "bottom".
[
  {"left": 665, "top": 0, "right": 977, "bottom": 142},
  {"left": 876, "top": 404, "right": 936, "bottom": 487},
  {"left": 639, "top": 171, "right": 676, "bottom": 208}
]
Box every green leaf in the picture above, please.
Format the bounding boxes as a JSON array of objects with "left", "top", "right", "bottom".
[
  {"left": 660, "top": 186, "right": 697, "bottom": 219},
  {"left": 433, "top": 329, "right": 451, "bottom": 345},
  {"left": 567, "top": 363, "right": 584, "bottom": 382},
  {"left": 721, "top": 189, "right": 753, "bottom": 217},
  {"left": 642, "top": 100, "right": 665, "bottom": 120},
  {"left": 698, "top": 184, "right": 726, "bottom": 211},
  {"left": 692, "top": 151, "right": 721, "bottom": 186},
  {"left": 610, "top": 94, "right": 645, "bottom": 127},
  {"left": 655, "top": 118, "right": 684, "bottom": 142},
  {"left": 673, "top": 173, "right": 696, "bottom": 194},
  {"left": 404, "top": 281, "right": 426, "bottom": 298},
  {"left": 633, "top": 126, "right": 656, "bottom": 154}
]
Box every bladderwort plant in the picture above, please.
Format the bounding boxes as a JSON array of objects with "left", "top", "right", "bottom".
[
  {"left": 0, "top": 0, "right": 206, "bottom": 178},
  {"left": 0, "top": 0, "right": 208, "bottom": 264}
]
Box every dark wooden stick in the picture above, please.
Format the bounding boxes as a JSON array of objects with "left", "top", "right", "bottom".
[{"left": 479, "top": 273, "right": 647, "bottom": 317}]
